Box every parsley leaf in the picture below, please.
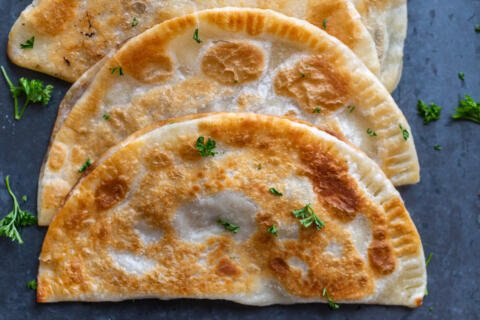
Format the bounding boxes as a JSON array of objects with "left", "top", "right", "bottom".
[
  {"left": 452, "top": 95, "right": 480, "bottom": 124},
  {"left": 20, "top": 36, "right": 35, "bottom": 49},
  {"left": 196, "top": 136, "right": 217, "bottom": 157},
  {"left": 269, "top": 188, "right": 283, "bottom": 196},
  {"left": 110, "top": 67, "right": 124, "bottom": 76},
  {"left": 366, "top": 128, "right": 377, "bottom": 136},
  {"left": 458, "top": 72, "right": 465, "bottom": 81},
  {"left": 347, "top": 105, "right": 356, "bottom": 113},
  {"left": 267, "top": 225, "right": 278, "bottom": 236},
  {"left": 475, "top": 24, "right": 480, "bottom": 33},
  {"left": 217, "top": 218, "right": 239, "bottom": 233},
  {"left": 103, "top": 113, "right": 110, "bottom": 120},
  {"left": 79, "top": 158, "right": 92, "bottom": 173},
  {"left": 322, "top": 18, "right": 328, "bottom": 30},
  {"left": 433, "top": 144, "right": 442, "bottom": 151},
  {"left": 1, "top": 66, "right": 53, "bottom": 120},
  {"left": 417, "top": 100, "right": 442, "bottom": 124},
  {"left": 312, "top": 107, "right": 321, "bottom": 114},
  {"left": 26, "top": 279, "right": 37, "bottom": 290},
  {"left": 322, "top": 288, "right": 340, "bottom": 310},
  {"left": 0, "top": 176, "right": 36, "bottom": 244},
  {"left": 193, "top": 28, "right": 202, "bottom": 43},
  {"left": 131, "top": 17, "right": 139, "bottom": 27},
  {"left": 292, "top": 204, "right": 325, "bottom": 230},
  {"left": 399, "top": 124, "right": 409, "bottom": 141}
]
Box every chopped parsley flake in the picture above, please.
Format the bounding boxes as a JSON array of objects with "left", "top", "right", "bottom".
[
  {"left": 475, "top": 24, "right": 480, "bottom": 33},
  {"left": 20, "top": 36, "right": 35, "bottom": 49},
  {"left": 267, "top": 225, "right": 278, "bottom": 236},
  {"left": 458, "top": 72, "right": 465, "bottom": 81},
  {"left": 299, "top": 72, "right": 306, "bottom": 78},
  {"left": 110, "top": 67, "right": 124, "bottom": 76},
  {"left": 323, "top": 288, "right": 340, "bottom": 310},
  {"left": 78, "top": 158, "right": 92, "bottom": 173},
  {"left": 347, "top": 105, "right": 356, "bottom": 113},
  {"left": 452, "top": 95, "right": 480, "bottom": 124},
  {"left": 193, "top": 28, "right": 202, "bottom": 43},
  {"left": 399, "top": 124, "right": 409, "bottom": 141},
  {"left": 131, "top": 17, "right": 139, "bottom": 27},
  {"left": 292, "top": 204, "right": 325, "bottom": 230},
  {"left": 313, "top": 107, "right": 321, "bottom": 114},
  {"left": 417, "top": 100, "right": 442, "bottom": 124},
  {"left": 0, "top": 176, "right": 36, "bottom": 244},
  {"left": 433, "top": 144, "right": 442, "bottom": 151},
  {"left": 195, "top": 136, "right": 217, "bottom": 157},
  {"left": 103, "top": 113, "right": 110, "bottom": 120},
  {"left": 322, "top": 18, "right": 328, "bottom": 30},
  {"left": 217, "top": 218, "right": 239, "bottom": 233},
  {"left": 366, "top": 128, "right": 377, "bottom": 136},
  {"left": 268, "top": 188, "right": 283, "bottom": 196},
  {"left": 22, "top": 195, "right": 27, "bottom": 202},
  {"left": 425, "top": 252, "right": 433, "bottom": 267},
  {"left": 27, "top": 279, "right": 37, "bottom": 290},
  {"left": 1, "top": 66, "right": 53, "bottom": 120}
]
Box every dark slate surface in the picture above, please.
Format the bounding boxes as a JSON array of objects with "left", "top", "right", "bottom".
[{"left": 0, "top": 0, "right": 479, "bottom": 319}]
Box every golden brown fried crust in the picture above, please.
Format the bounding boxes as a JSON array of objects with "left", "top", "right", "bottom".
[
  {"left": 201, "top": 41, "right": 266, "bottom": 85},
  {"left": 39, "top": 114, "right": 423, "bottom": 304},
  {"left": 274, "top": 55, "right": 349, "bottom": 113},
  {"left": 30, "top": 0, "right": 77, "bottom": 35}
]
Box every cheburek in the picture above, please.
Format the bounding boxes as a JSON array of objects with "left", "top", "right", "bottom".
[
  {"left": 352, "top": 0, "right": 408, "bottom": 91},
  {"left": 38, "top": 113, "right": 426, "bottom": 307},
  {"left": 7, "top": 0, "right": 381, "bottom": 83},
  {"left": 38, "top": 8, "right": 419, "bottom": 225}
]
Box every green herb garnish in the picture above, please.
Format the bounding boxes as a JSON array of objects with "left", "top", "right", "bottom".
[
  {"left": 1, "top": 66, "right": 53, "bottom": 120},
  {"left": 366, "top": 128, "right": 377, "bottom": 136},
  {"left": 0, "top": 176, "right": 36, "bottom": 244},
  {"left": 313, "top": 107, "right": 321, "bottom": 114},
  {"left": 269, "top": 188, "right": 283, "bottom": 196},
  {"left": 79, "top": 158, "right": 92, "bottom": 173},
  {"left": 20, "top": 36, "right": 35, "bottom": 49},
  {"left": 26, "top": 279, "right": 37, "bottom": 290},
  {"left": 196, "top": 136, "right": 217, "bottom": 157},
  {"left": 433, "top": 144, "right": 442, "bottom": 151},
  {"left": 322, "top": 18, "right": 328, "bottom": 30},
  {"left": 131, "top": 17, "right": 139, "bottom": 27},
  {"left": 292, "top": 204, "right": 325, "bottom": 230},
  {"left": 299, "top": 72, "right": 306, "bottom": 78},
  {"left": 103, "top": 113, "right": 110, "bottom": 120},
  {"left": 475, "top": 24, "right": 480, "bottom": 33},
  {"left": 347, "top": 105, "right": 356, "bottom": 113},
  {"left": 217, "top": 218, "right": 239, "bottom": 233},
  {"left": 425, "top": 252, "right": 433, "bottom": 267},
  {"left": 22, "top": 195, "right": 27, "bottom": 202},
  {"left": 267, "top": 225, "right": 278, "bottom": 236},
  {"left": 417, "top": 100, "right": 442, "bottom": 124},
  {"left": 452, "top": 95, "right": 480, "bottom": 124},
  {"left": 399, "top": 124, "right": 409, "bottom": 141},
  {"left": 110, "top": 67, "right": 124, "bottom": 76},
  {"left": 458, "top": 72, "right": 465, "bottom": 81},
  {"left": 322, "top": 288, "right": 340, "bottom": 310},
  {"left": 193, "top": 28, "right": 202, "bottom": 43}
]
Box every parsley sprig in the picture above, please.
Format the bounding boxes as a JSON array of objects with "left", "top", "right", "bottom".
[
  {"left": 0, "top": 176, "right": 36, "bottom": 244},
  {"left": 323, "top": 288, "right": 340, "bottom": 310},
  {"left": 269, "top": 188, "right": 283, "bottom": 196},
  {"left": 399, "top": 124, "right": 409, "bottom": 141},
  {"left": 292, "top": 204, "right": 325, "bottom": 230},
  {"left": 193, "top": 28, "right": 202, "bottom": 43},
  {"left": 196, "top": 136, "right": 217, "bottom": 157},
  {"left": 417, "top": 100, "right": 442, "bottom": 124},
  {"left": 452, "top": 95, "right": 480, "bottom": 124},
  {"left": 1, "top": 66, "right": 53, "bottom": 120},
  {"left": 217, "top": 218, "right": 239, "bottom": 233}
]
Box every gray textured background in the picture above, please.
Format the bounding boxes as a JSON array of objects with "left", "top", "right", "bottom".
[{"left": 0, "top": 0, "right": 479, "bottom": 319}]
